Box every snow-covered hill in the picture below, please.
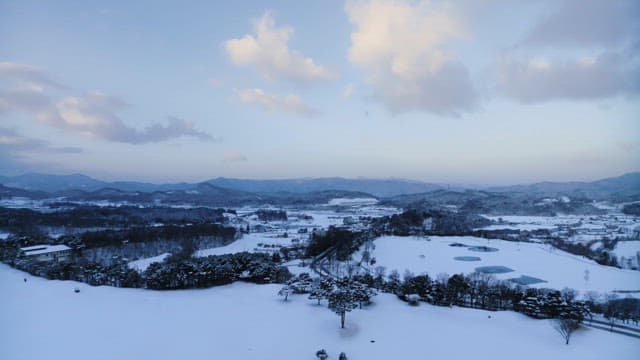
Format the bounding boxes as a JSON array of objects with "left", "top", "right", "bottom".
[{"left": 1, "top": 264, "right": 636, "bottom": 360}]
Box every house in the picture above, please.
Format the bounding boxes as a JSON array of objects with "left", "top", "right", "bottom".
[
  {"left": 422, "top": 217, "right": 434, "bottom": 231},
  {"left": 20, "top": 244, "right": 72, "bottom": 263}
]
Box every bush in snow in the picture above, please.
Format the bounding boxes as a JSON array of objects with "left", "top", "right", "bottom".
[
  {"left": 315, "top": 349, "right": 328, "bottom": 359},
  {"left": 278, "top": 285, "right": 292, "bottom": 301}
]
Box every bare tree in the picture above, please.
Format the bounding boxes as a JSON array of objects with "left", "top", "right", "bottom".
[
  {"left": 553, "top": 318, "right": 580, "bottom": 345},
  {"left": 278, "top": 285, "right": 292, "bottom": 301}
]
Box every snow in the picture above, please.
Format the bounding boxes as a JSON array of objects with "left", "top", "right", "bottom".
[
  {"left": 196, "top": 233, "right": 297, "bottom": 257},
  {"left": 612, "top": 241, "right": 640, "bottom": 259},
  {"left": 128, "top": 253, "right": 171, "bottom": 271},
  {"left": 20, "top": 244, "right": 71, "bottom": 255},
  {"left": 328, "top": 197, "right": 378, "bottom": 206},
  {"left": 0, "top": 232, "right": 10, "bottom": 240},
  {"left": 367, "top": 236, "right": 640, "bottom": 295},
  {"left": 481, "top": 224, "right": 557, "bottom": 231},
  {"left": 1, "top": 264, "right": 636, "bottom": 360}
]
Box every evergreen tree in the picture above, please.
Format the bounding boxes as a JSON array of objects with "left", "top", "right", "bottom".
[{"left": 328, "top": 278, "right": 359, "bottom": 328}]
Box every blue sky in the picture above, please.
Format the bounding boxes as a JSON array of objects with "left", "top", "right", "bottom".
[{"left": 1, "top": 0, "right": 638, "bottom": 185}]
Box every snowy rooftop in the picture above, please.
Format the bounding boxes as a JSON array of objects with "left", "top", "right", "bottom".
[{"left": 21, "top": 244, "right": 71, "bottom": 256}]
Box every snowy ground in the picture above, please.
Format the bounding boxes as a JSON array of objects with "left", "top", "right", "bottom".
[
  {"left": 128, "top": 253, "right": 171, "bottom": 271},
  {"left": 327, "top": 197, "right": 379, "bottom": 206},
  {"left": 367, "top": 236, "right": 640, "bottom": 295},
  {"left": 612, "top": 241, "right": 640, "bottom": 259},
  {"left": 1, "top": 264, "right": 636, "bottom": 360},
  {"left": 196, "top": 233, "right": 299, "bottom": 257}
]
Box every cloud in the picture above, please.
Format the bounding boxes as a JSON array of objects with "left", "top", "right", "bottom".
[
  {"left": 0, "top": 127, "right": 82, "bottom": 174},
  {"left": 345, "top": 0, "right": 477, "bottom": 115},
  {"left": 524, "top": 0, "right": 639, "bottom": 48},
  {"left": 0, "top": 127, "right": 82, "bottom": 154},
  {"left": 41, "top": 92, "right": 218, "bottom": 144},
  {"left": 0, "top": 61, "right": 65, "bottom": 90},
  {"left": 221, "top": 151, "right": 248, "bottom": 163},
  {"left": 237, "top": 88, "right": 318, "bottom": 117},
  {"left": 496, "top": 0, "right": 640, "bottom": 103},
  {"left": 496, "top": 52, "right": 640, "bottom": 102},
  {"left": 343, "top": 83, "right": 355, "bottom": 99},
  {"left": 224, "top": 11, "right": 336, "bottom": 84},
  {"left": 0, "top": 63, "right": 217, "bottom": 144}
]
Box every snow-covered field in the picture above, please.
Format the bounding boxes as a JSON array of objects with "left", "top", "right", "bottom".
[
  {"left": 613, "top": 241, "right": 640, "bottom": 259},
  {"left": 367, "top": 236, "right": 640, "bottom": 295},
  {"left": 1, "top": 264, "right": 636, "bottom": 360},
  {"left": 196, "top": 233, "right": 297, "bottom": 257},
  {"left": 328, "top": 197, "right": 378, "bottom": 206},
  {"left": 128, "top": 253, "right": 171, "bottom": 271}
]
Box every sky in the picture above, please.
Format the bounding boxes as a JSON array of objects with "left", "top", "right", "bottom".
[{"left": 0, "top": 0, "right": 638, "bottom": 185}]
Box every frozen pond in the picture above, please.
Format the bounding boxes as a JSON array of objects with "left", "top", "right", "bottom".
[
  {"left": 454, "top": 256, "right": 481, "bottom": 262},
  {"left": 475, "top": 266, "right": 514, "bottom": 274},
  {"left": 509, "top": 275, "right": 548, "bottom": 286},
  {"left": 468, "top": 246, "right": 499, "bottom": 253}
]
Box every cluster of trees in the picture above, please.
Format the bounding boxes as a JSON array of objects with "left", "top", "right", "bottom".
[
  {"left": 255, "top": 209, "right": 287, "bottom": 221},
  {"left": 547, "top": 237, "right": 620, "bottom": 267},
  {"left": 0, "top": 231, "right": 292, "bottom": 290},
  {"left": 279, "top": 273, "right": 377, "bottom": 328},
  {"left": 78, "top": 224, "right": 236, "bottom": 249},
  {"left": 0, "top": 205, "right": 228, "bottom": 235},
  {"left": 13, "top": 258, "right": 145, "bottom": 287},
  {"left": 355, "top": 269, "right": 593, "bottom": 323},
  {"left": 9, "top": 250, "right": 291, "bottom": 290},
  {"left": 305, "top": 227, "right": 367, "bottom": 261},
  {"left": 622, "top": 203, "right": 640, "bottom": 216},
  {"left": 144, "top": 252, "right": 291, "bottom": 289},
  {"left": 515, "top": 289, "right": 588, "bottom": 320},
  {"left": 598, "top": 297, "right": 640, "bottom": 325},
  {"left": 371, "top": 209, "right": 491, "bottom": 237}
]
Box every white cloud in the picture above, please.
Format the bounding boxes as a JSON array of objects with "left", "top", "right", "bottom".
[
  {"left": 42, "top": 92, "right": 217, "bottom": 143},
  {"left": 221, "top": 151, "right": 248, "bottom": 163},
  {"left": 496, "top": 52, "right": 640, "bottom": 103},
  {"left": 224, "top": 11, "right": 336, "bottom": 84},
  {"left": 0, "top": 63, "right": 217, "bottom": 144},
  {"left": 343, "top": 83, "right": 355, "bottom": 99},
  {"left": 345, "top": 0, "right": 477, "bottom": 115},
  {"left": 238, "top": 88, "right": 318, "bottom": 117}
]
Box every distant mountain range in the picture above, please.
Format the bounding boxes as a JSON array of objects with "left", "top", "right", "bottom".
[
  {"left": 0, "top": 173, "right": 442, "bottom": 197},
  {"left": 487, "top": 172, "right": 640, "bottom": 202},
  {"left": 0, "top": 172, "right": 638, "bottom": 203}
]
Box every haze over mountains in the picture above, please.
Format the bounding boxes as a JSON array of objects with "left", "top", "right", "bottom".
[{"left": 0, "top": 172, "right": 638, "bottom": 202}]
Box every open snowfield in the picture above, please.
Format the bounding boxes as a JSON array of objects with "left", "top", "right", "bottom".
[
  {"left": 1, "top": 264, "right": 637, "bottom": 360},
  {"left": 368, "top": 236, "right": 640, "bottom": 295},
  {"left": 613, "top": 241, "right": 640, "bottom": 259},
  {"left": 196, "top": 233, "right": 297, "bottom": 257}
]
